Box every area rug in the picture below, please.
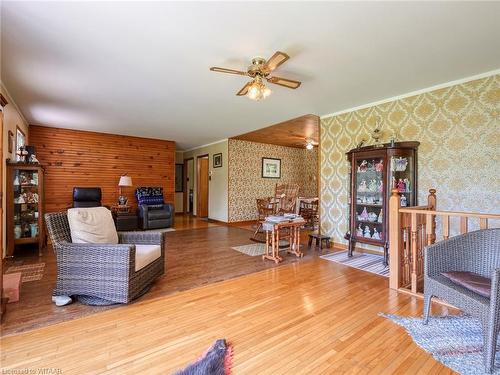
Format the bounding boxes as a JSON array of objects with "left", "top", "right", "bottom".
[
  {"left": 320, "top": 251, "right": 389, "bottom": 277},
  {"left": 173, "top": 339, "right": 232, "bottom": 375},
  {"left": 5, "top": 263, "right": 45, "bottom": 282},
  {"left": 381, "top": 313, "right": 500, "bottom": 374},
  {"left": 232, "top": 241, "right": 293, "bottom": 256}
]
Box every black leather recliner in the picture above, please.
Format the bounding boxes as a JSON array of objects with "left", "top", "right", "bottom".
[
  {"left": 135, "top": 187, "right": 174, "bottom": 229},
  {"left": 73, "top": 187, "right": 102, "bottom": 208}
]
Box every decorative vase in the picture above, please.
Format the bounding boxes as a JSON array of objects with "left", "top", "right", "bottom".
[
  {"left": 14, "top": 225, "right": 22, "bottom": 239},
  {"left": 30, "top": 223, "right": 38, "bottom": 237}
]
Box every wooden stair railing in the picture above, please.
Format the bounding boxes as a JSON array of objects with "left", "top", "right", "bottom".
[{"left": 389, "top": 188, "right": 500, "bottom": 296}]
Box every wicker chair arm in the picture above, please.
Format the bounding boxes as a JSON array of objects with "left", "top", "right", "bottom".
[
  {"left": 118, "top": 231, "right": 164, "bottom": 246},
  {"left": 55, "top": 242, "right": 135, "bottom": 268},
  {"left": 490, "top": 268, "right": 500, "bottom": 320},
  {"left": 54, "top": 242, "right": 135, "bottom": 274}
]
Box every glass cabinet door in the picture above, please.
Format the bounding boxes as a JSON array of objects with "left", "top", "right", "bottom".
[
  {"left": 389, "top": 155, "right": 414, "bottom": 207},
  {"left": 13, "top": 169, "right": 40, "bottom": 241},
  {"left": 353, "top": 157, "right": 385, "bottom": 242}
]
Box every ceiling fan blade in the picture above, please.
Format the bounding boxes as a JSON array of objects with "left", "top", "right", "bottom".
[
  {"left": 236, "top": 82, "right": 252, "bottom": 96},
  {"left": 267, "top": 76, "right": 301, "bottom": 89},
  {"left": 264, "top": 51, "right": 289, "bottom": 71},
  {"left": 210, "top": 67, "right": 248, "bottom": 76}
]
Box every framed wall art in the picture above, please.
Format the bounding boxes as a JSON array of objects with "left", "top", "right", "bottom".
[
  {"left": 262, "top": 157, "right": 281, "bottom": 178},
  {"left": 213, "top": 153, "right": 222, "bottom": 168}
]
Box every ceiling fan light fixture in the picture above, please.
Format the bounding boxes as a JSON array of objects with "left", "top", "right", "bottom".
[
  {"left": 262, "top": 86, "right": 272, "bottom": 98},
  {"left": 246, "top": 77, "right": 271, "bottom": 101}
]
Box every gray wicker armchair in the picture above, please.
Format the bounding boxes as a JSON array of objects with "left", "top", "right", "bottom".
[
  {"left": 45, "top": 211, "right": 165, "bottom": 306},
  {"left": 423, "top": 228, "right": 500, "bottom": 373}
]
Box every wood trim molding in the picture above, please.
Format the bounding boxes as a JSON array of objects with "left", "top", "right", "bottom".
[{"left": 0, "top": 94, "right": 8, "bottom": 108}]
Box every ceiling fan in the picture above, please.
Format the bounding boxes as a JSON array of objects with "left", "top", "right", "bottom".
[{"left": 210, "top": 51, "right": 301, "bottom": 101}]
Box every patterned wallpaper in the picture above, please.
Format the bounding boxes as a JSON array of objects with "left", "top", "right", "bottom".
[
  {"left": 228, "top": 139, "right": 318, "bottom": 222},
  {"left": 320, "top": 75, "right": 500, "bottom": 246}
]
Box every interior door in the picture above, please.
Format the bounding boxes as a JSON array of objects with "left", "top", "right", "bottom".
[
  {"left": 197, "top": 156, "right": 209, "bottom": 218},
  {"left": 0, "top": 111, "right": 4, "bottom": 313}
]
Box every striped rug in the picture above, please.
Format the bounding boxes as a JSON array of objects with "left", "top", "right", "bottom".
[{"left": 320, "top": 251, "right": 389, "bottom": 277}]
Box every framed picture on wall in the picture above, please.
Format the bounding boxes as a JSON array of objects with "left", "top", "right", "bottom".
[
  {"left": 262, "top": 157, "right": 281, "bottom": 178},
  {"left": 175, "top": 164, "right": 184, "bottom": 192},
  {"left": 213, "top": 153, "right": 222, "bottom": 168}
]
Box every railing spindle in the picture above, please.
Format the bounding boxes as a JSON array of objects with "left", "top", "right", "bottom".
[
  {"left": 480, "top": 218, "right": 488, "bottom": 230},
  {"left": 460, "top": 216, "right": 468, "bottom": 234},
  {"left": 411, "top": 213, "right": 418, "bottom": 294},
  {"left": 425, "top": 214, "right": 434, "bottom": 246},
  {"left": 442, "top": 215, "right": 449, "bottom": 240}
]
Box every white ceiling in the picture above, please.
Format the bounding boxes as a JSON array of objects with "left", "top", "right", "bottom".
[{"left": 1, "top": 2, "right": 499, "bottom": 150}]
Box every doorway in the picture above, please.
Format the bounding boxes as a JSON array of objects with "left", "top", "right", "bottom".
[
  {"left": 183, "top": 158, "right": 194, "bottom": 214},
  {"left": 196, "top": 155, "right": 209, "bottom": 218}
]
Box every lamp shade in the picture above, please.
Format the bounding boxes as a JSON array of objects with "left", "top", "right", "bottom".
[{"left": 118, "top": 175, "right": 133, "bottom": 187}]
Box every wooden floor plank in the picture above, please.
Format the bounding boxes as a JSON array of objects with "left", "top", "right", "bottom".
[{"left": 1, "top": 254, "right": 456, "bottom": 374}]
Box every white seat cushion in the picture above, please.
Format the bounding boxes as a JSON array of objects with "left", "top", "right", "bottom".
[
  {"left": 67, "top": 207, "right": 118, "bottom": 244},
  {"left": 134, "top": 244, "right": 161, "bottom": 272}
]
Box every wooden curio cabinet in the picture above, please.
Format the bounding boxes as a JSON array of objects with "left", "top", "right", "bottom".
[
  {"left": 346, "top": 141, "right": 419, "bottom": 265},
  {"left": 6, "top": 162, "right": 45, "bottom": 257}
]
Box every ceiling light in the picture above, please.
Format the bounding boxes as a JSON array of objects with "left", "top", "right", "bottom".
[{"left": 246, "top": 76, "right": 272, "bottom": 101}]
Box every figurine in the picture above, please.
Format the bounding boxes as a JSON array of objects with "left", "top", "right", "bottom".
[
  {"left": 358, "top": 179, "right": 367, "bottom": 192},
  {"left": 392, "top": 176, "right": 397, "bottom": 189},
  {"left": 368, "top": 179, "right": 378, "bottom": 192},
  {"left": 368, "top": 212, "right": 378, "bottom": 222},
  {"left": 372, "top": 228, "right": 381, "bottom": 240},
  {"left": 15, "top": 195, "right": 25, "bottom": 204},
  {"left": 29, "top": 154, "right": 39, "bottom": 164},
  {"left": 404, "top": 178, "right": 411, "bottom": 192},
  {"left": 358, "top": 160, "right": 368, "bottom": 172},
  {"left": 360, "top": 207, "right": 369, "bottom": 221},
  {"left": 16, "top": 146, "right": 28, "bottom": 163},
  {"left": 364, "top": 225, "right": 371, "bottom": 238},
  {"left": 397, "top": 179, "right": 406, "bottom": 192},
  {"left": 377, "top": 210, "right": 383, "bottom": 223},
  {"left": 13, "top": 176, "right": 20, "bottom": 186},
  {"left": 400, "top": 195, "right": 407, "bottom": 207},
  {"left": 378, "top": 180, "right": 383, "bottom": 192},
  {"left": 366, "top": 196, "right": 374, "bottom": 204},
  {"left": 375, "top": 159, "right": 384, "bottom": 172},
  {"left": 395, "top": 157, "right": 408, "bottom": 171},
  {"left": 356, "top": 224, "right": 363, "bottom": 237}
]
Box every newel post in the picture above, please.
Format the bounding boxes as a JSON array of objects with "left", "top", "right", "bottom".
[{"left": 389, "top": 188, "right": 401, "bottom": 290}]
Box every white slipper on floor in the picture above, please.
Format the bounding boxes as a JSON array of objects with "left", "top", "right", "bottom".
[{"left": 52, "top": 295, "right": 73, "bottom": 306}]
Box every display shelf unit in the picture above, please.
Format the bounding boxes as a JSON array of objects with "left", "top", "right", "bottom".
[
  {"left": 6, "top": 162, "right": 45, "bottom": 257},
  {"left": 346, "top": 141, "right": 419, "bottom": 265}
]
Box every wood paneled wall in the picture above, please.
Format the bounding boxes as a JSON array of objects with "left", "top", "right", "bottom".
[{"left": 29, "top": 125, "right": 175, "bottom": 213}]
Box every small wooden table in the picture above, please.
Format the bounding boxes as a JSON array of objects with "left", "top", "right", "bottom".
[{"left": 262, "top": 219, "right": 306, "bottom": 264}]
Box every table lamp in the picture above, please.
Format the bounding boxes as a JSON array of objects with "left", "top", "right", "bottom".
[{"left": 118, "top": 175, "right": 133, "bottom": 205}]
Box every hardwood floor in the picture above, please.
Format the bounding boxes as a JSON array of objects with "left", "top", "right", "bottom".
[
  {"left": 1, "top": 217, "right": 319, "bottom": 336},
  {"left": 0, "top": 255, "right": 456, "bottom": 374}
]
